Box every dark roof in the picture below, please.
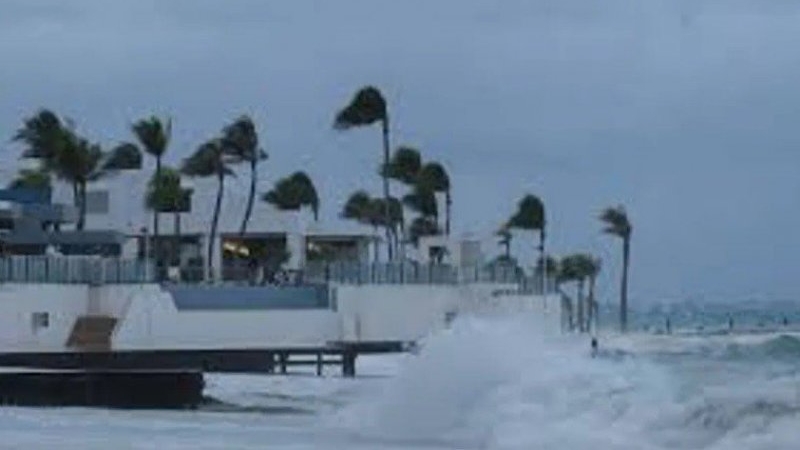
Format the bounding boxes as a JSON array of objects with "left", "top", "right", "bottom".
[
  {"left": 0, "top": 230, "right": 128, "bottom": 246},
  {"left": 0, "top": 188, "right": 51, "bottom": 205}
]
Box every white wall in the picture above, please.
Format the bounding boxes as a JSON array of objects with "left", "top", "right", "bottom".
[
  {"left": 334, "top": 284, "right": 560, "bottom": 343},
  {"left": 335, "top": 285, "right": 461, "bottom": 343},
  {"left": 113, "top": 290, "right": 340, "bottom": 350},
  {"left": 0, "top": 284, "right": 89, "bottom": 352},
  {"left": 0, "top": 281, "right": 562, "bottom": 354},
  {"left": 88, "top": 284, "right": 162, "bottom": 317}
]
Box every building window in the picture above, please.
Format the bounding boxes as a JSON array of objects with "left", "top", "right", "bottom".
[
  {"left": 32, "top": 312, "right": 49, "bottom": 332},
  {"left": 85, "top": 190, "right": 110, "bottom": 214}
]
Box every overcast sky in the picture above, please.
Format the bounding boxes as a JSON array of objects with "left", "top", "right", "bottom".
[{"left": 1, "top": 0, "right": 799, "bottom": 304}]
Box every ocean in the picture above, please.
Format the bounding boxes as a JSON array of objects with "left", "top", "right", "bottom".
[{"left": 0, "top": 301, "right": 798, "bottom": 450}]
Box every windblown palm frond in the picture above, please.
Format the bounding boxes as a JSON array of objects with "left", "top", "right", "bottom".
[{"left": 333, "top": 86, "right": 387, "bottom": 130}]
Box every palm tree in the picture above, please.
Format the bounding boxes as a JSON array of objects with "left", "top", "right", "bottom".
[
  {"left": 377, "top": 197, "right": 404, "bottom": 239},
  {"left": 8, "top": 168, "right": 51, "bottom": 191},
  {"left": 222, "top": 115, "right": 267, "bottom": 234},
  {"left": 383, "top": 146, "right": 423, "bottom": 256},
  {"left": 559, "top": 255, "right": 581, "bottom": 331},
  {"left": 145, "top": 167, "right": 191, "bottom": 267},
  {"left": 402, "top": 185, "right": 438, "bottom": 222},
  {"left": 182, "top": 139, "right": 233, "bottom": 281},
  {"left": 408, "top": 216, "right": 440, "bottom": 247},
  {"left": 342, "top": 191, "right": 381, "bottom": 262},
  {"left": 417, "top": 162, "right": 451, "bottom": 235},
  {"left": 13, "top": 109, "right": 65, "bottom": 166},
  {"left": 262, "top": 171, "right": 320, "bottom": 220},
  {"left": 334, "top": 86, "right": 393, "bottom": 259},
  {"left": 341, "top": 190, "right": 373, "bottom": 224},
  {"left": 507, "top": 194, "right": 547, "bottom": 291},
  {"left": 14, "top": 110, "right": 142, "bottom": 229},
  {"left": 600, "top": 205, "right": 632, "bottom": 332},
  {"left": 383, "top": 146, "right": 422, "bottom": 185},
  {"left": 497, "top": 226, "right": 512, "bottom": 260},
  {"left": 130, "top": 116, "right": 171, "bottom": 243},
  {"left": 585, "top": 257, "right": 602, "bottom": 331},
  {"left": 564, "top": 253, "right": 601, "bottom": 333},
  {"left": 557, "top": 255, "right": 582, "bottom": 331},
  {"left": 61, "top": 135, "right": 141, "bottom": 230},
  {"left": 535, "top": 255, "right": 559, "bottom": 286}
]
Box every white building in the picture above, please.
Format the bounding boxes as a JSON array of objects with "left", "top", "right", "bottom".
[{"left": 52, "top": 169, "right": 375, "bottom": 282}]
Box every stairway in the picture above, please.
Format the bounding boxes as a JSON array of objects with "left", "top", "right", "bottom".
[{"left": 66, "top": 315, "right": 118, "bottom": 351}]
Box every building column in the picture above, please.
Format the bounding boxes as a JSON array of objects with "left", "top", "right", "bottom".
[
  {"left": 286, "top": 232, "right": 304, "bottom": 271},
  {"left": 212, "top": 234, "right": 222, "bottom": 282},
  {"left": 200, "top": 234, "right": 223, "bottom": 283}
]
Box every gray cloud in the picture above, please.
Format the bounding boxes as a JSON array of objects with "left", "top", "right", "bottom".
[{"left": 1, "top": 0, "right": 800, "bottom": 302}]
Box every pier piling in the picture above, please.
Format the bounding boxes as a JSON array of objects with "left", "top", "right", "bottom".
[{"left": 342, "top": 351, "right": 356, "bottom": 377}]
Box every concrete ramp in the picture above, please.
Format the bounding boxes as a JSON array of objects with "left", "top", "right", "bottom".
[{"left": 66, "top": 315, "right": 118, "bottom": 351}]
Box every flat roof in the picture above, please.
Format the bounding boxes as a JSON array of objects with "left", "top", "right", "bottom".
[{"left": 0, "top": 230, "right": 128, "bottom": 246}]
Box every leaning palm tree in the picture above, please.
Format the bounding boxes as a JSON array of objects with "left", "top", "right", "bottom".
[
  {"left": 262, "top": 171, "right": 320, "bottom": 221},
  {"left": 13, "top": 109, "right": 65, "bottom": 166},
  {"left": 342, "top": 191, "right": 381, "bottom": 262},
  {"left": 496, "top": 226, "right": 512, "bottom": 260},
  {"left": 507, "top": 194, "right": 547, "bottom": 291},
  {"left": 383, "top": 146, "right": 422, "bottom": 186},
  {"left": 341, "top": 190, "right": 373, "bottom": 224},
  {"left": 417, "top": 162, "right": 451, "bottom": 235},
  {"left": 145, "top": 167, "right": 192, "bottom": 267},
  {"left": 334, "top": 86, "right": 393, "bottom": 259},
  {"left": 14, "top": 110, "right": 141, "bottom": 229},
  {"left": 407, "top": 216, "right": 440, "bottom": 247},
  {"left": 8, "top": 168, "right": 51, "bottom": 191},
  {"left": 557, "top": 255, "right": 582, "bottom": 331},
  {"left": 586, "top": 257, "right": 602, "bottom": 333},
  {"left": 535, "top": 255, "right": 559, "bottom": 287},
  {"left": 222, "top": 115, "right": 267, "bottom": 234},
  {"left": 129, "top": 116, "right": 171, "bottom": 242},
  {"left": 60, "top": 136, "right": 141, "bottom": 229},
  {"left": 600, "top": 205, "right": 632, "bottom": 332},
  {"left": 565, "top": 253, "right": 600, "bottom": 333},
  {"left": 290, "top": 172, "right": 320, "bottom": 221},
  {"left": 403, "top": 185, "right": 438, "bottom": 223},
  {"left": 182, "top": 139, "right": 233, "bottom": 281},
  {"left": 383, "top": 146, "right": 423, "bottom": 256}
]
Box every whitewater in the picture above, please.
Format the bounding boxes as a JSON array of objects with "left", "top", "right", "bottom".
[{"left": 0, "top": 303, "right": 798, "bottom": 450}]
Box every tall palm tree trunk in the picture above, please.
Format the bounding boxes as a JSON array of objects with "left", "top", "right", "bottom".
[
  {"left": 381, "top": 118, "right": 393, "bottom": 261},
  {"left": 539, "top": 228, "right": 546, "bottom": 294},
  {"left": 621, "top": 237, "right": 630, "bottom": 332},
  {"left": 208, "top": 174, "right": 225, "bottom": 282},
  {"left": 240, "top": 158, "right": 257, "bottom": 235},
  {"left": 445, "top": 190, "right": 451, "bottom": 236},
  {"left": 71, "top": 183, "right": 83, "bottom": 231},
  {"left": 153, "top": 157, "right": 161, "bottom": 237},
  {"left": 577, "top": 279, "right": 585, "bottom": 333},
  {"left": 174, "top": 212, "right": 181, "bottom": 271},
  {"left": 589, "top": 274, "right": 597, "bottom": 333},
  {"left": 153, "top": 156, "right": 162, "bottom": 272},
  {"left": 79, "top": 182, "right": 88, "bottom": 232},
  {"left": 372, "top": 226, "right": 379, "bottom": 263}
]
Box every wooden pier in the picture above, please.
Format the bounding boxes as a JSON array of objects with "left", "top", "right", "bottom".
[
  {"left": 0, "top": 341, "right": 407, "bottom": 379},
  {"left": 0, "top": 369, "right": 203, "bottom": 409}
]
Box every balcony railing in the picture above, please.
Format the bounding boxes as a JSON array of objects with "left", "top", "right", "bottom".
[
  {"left": 0, "top": 256, "right": 153, "bottom": 284},
  {"left": 303, "top": 261, "right": 459, "bottom": 285}
]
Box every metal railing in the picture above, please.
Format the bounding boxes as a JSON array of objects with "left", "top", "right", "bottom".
[
  {"left": 305, "top": 262, "right": 559, "bottom": 294},
  {"left": 303, "top": 261, "right": 460, "bottom": 285},
  {"left": 0, "top": 256, "right": 153, "bottom": 284},
  {"left": 161, "top": 260, "right": 558, "bottom": 295}
]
